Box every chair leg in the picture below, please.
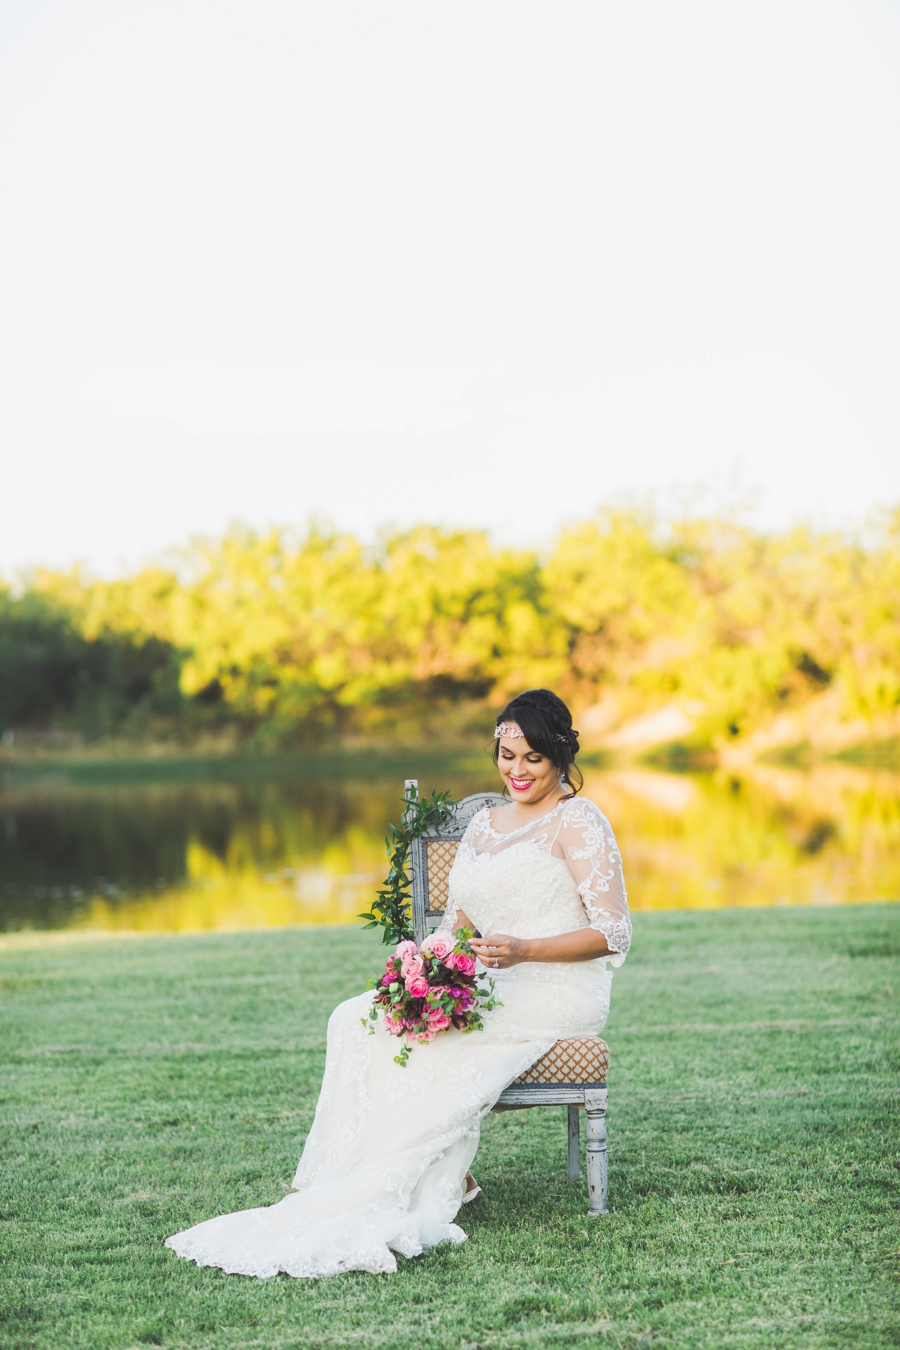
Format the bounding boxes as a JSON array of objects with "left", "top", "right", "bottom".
[
  {"left": 566, "top": 1104, "right": 580, "bottom": 1179},
  {"left": 584, "top": 1088, "right": 608, "bottom": 1216}
]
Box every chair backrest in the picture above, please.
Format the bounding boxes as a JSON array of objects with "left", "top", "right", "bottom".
[{"left": 407, "top": 778, "right": 506, "bottom": 943}]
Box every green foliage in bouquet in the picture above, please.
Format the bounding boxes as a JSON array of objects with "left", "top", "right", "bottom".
[{"left": 358, "top": 784, "right": 456, "bottom": 945}]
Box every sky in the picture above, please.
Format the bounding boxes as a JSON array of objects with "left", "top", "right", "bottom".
[{"left": 1, "top": 0, "right": 899, "bottom": 575}]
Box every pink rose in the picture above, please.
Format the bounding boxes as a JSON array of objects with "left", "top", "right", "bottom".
[
  {"left": 400, "top": 952, "right": 425, "bottom": 980},
  {"left": 427, "top": 1010, "right": 452, "bottom": 1032},
  {"left": 428, "top": 935, "right": 453, "bottom": 961},
  {"left": 405, "top": 974, "right": 430, "bottom": 999},
  {"left": 395, "top": 939, "right": 418, "bottom": 959},
  {"left": 383, "top": 1013, "right": 403, "bottom": 1035},
  {"left": 453, "top": 953, "right": 476, "bottom": 976}
]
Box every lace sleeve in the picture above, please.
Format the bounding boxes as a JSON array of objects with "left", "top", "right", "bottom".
[
  {"left": 423, "top": 901, "right": 461, "bottom": 945},
  {"left": 556, "top": 798, "right": 631, "bottom": 966},
  {"left": 425, "top": 896, "right": 460, "bottom": 944}
]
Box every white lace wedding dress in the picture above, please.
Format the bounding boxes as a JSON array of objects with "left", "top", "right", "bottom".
[{"left": 166, "top": 796, "right": 630, "bottom": 1279}]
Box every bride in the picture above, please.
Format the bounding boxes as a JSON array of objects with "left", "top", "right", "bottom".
[{"left": 166, "top": 688, "right": 631, "bottom": 1279}]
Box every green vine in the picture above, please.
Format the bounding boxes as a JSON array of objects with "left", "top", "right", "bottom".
[{"left": 358, "top": 784, "right": 456, "bottom": 946}]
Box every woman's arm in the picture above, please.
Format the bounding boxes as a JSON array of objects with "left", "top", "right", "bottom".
[
  {"left": 556, "top": 800, "right": 632, "bottom": 966},
  {"left": 470, "top": 928, "right": 609, "bottom": 968}
]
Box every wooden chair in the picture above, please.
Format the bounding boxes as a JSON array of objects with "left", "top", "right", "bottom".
[{"left": 406, "top": 780, "right": 610, "bottom": 1216}]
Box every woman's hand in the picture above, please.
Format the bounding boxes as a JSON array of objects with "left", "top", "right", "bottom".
[
  {"left": 471, "top": 927, "right": 612, "bottom": 967},
  {"left": 469, "top": 933, "right": 531, "bottom": 969}
]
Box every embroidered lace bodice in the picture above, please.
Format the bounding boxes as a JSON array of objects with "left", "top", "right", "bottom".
[{"left": 437, "top": 796, "right": 631, "bottom": 967}]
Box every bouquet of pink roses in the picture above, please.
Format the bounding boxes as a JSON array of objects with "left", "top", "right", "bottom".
[{"left": 363, "top": 927, "right": 502, "bottom": 1066}]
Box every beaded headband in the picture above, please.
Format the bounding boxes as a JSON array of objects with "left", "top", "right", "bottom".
[
  {"left": 494, "top": 721, "right": 524, "bottom": 739},
  {"left": 494, "top": 721, "right": 570, "bottom": 744}
]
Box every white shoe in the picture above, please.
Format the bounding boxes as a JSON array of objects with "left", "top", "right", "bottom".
[{"left": 462, "top": 1174, "right": 483, "bottom": 1204}]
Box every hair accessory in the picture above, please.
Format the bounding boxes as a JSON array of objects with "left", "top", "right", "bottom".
[{"left": 494, "top": 721, "right": 571, "bottom": 744}]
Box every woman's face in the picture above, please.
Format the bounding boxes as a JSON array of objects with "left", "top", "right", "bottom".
[{"left": 496, "top": 725, "right": 563, "bottom": 806}]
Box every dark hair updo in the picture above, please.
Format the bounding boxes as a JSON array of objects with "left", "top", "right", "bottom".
[{"left": 492, "top": 688, "right": 583, "bottom": 796}]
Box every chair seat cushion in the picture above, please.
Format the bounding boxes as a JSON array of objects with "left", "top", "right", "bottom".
[{"left": 512, "top": 1035, "right": 609, "bottom": 1085}]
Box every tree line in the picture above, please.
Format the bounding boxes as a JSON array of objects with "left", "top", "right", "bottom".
[{"left": 2, "top": 509, "right": 898, "bottom": 753}]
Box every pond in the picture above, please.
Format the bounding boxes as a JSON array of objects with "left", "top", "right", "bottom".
[{"left": 1, "top": 756, "right": 898, "bottom": 933}]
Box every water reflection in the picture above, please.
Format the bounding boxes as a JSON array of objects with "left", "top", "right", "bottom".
[
  {"left": 585, "top": 766, "right": 900, "bottom": 912},
  {"left": 0, "top": 762, "right": 898, "bottom": 932},
  {"left": 0, "top": 776, "right": 421, "bottom": 932}
]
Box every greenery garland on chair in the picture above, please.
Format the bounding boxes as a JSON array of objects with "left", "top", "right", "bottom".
[{"left": 359, "top": 784, "right": 456, "bottom": 945}]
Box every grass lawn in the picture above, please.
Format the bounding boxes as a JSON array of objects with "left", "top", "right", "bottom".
[{"left": 0, "top": 905, "right": 897, "bottom": 1350}]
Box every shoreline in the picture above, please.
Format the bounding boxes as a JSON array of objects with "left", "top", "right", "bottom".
[{"left": 1, "top": 736, "right": 898, "bottom": 783}]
